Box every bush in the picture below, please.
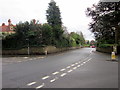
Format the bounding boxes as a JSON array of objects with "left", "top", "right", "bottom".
[{"left": 84, "top": 44, "right": 90, "bottom": 47}]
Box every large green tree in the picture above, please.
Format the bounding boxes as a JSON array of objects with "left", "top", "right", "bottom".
[
  {"left": 46, "top": 0, "right": 63, "bottom": 40},
  {"left": 86, "top": 1, "right": 120, "bottom": 45},
  {"left": 69, "top": 32, "right": 85, "bottom": 47}
]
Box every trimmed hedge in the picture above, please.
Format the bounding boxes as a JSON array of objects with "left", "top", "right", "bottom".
[{"left": 96, "top": 47, "right": 113, "bottom": 53}]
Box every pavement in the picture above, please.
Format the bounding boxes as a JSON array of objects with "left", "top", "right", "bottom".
[{"left": 2, "top": 48, "right": 118, "bottom": 88}]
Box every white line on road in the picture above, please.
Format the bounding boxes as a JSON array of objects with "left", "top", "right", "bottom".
[
  {"left": 71, "top": 64, "right": 75, "bottom": 66},
  {"left": 27, "top": 82, "right": 36, "bottom": 86},
  {"left": 83, "top": 62, "right": 86, "bottom": 64},
  {"left": 36, "top": 83, "right": 45, "bottom": 89},
  {"left": 60, "top": 69, "right": 66, "bottom": 71},
  {"left": 81, "top": 63, "right": 84, "bottom": 66},
  {"left": 77, "top": 65, "right": 81, "bottom": 67},
  {"left": 73, "top": 67, "right": 77, "bottom": 70},
  {"left": 42, "top": 76, "right": 50, "bottom": 80},
  {"left": 66, "top": 66, "right": 71, "bottom": 69},
  {"left": 75, "top": 63, "right": 78, "bottom": 65},
  {"left": 67, "top": 70, "right": 73, "bottom": 73},
  {"left": 50, "top": 78, "right": 56, "bottom": 82},
  {"left": 60, "top": 73, "right": 67, "bottom": 77},
  {"left": 90, "top": 50, "right": 93, "bottom": 53},
  {"left": 52, "top": 71, "right": 59, "bottom": 75},
  {"left": 24, "top": 57, "right": 29, "bottom": 59},
  {"left": 88, "top": 58, "right": 92, "bottom": 61}
]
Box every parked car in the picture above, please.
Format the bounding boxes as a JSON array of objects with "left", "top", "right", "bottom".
[{"left": 91, "top": 45, "right": 95, "bottom": 48}]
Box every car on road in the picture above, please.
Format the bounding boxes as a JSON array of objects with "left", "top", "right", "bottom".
[{"left": 91, "top": 45, "right": 95, "bottom": 48}]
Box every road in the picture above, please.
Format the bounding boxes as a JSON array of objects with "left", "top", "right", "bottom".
[{"left": 2, "top": 48, "right": 118, "bottom": 88}]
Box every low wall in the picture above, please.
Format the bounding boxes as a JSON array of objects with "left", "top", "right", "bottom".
[
  {"left": 2, "top": 47, "right": 44, "bottom": 55},
  {"left": 96, "top": 46, "right": 120, "bottom": 54},
  {"left": 2, "top": 46, "right": 82, "bottom": 55},
  {"left": 96, "top": 47, "right": 113, "bottom": 53},
  {"left": 43, "top": 46, "right": 69, "bottom": 54}
]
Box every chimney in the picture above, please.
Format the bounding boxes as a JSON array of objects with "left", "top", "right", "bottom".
[
  {"left": 33, "top": 19, "right": 36, "bottom": 24},
  {"left": 8, "top": 19, "right": 11, "bottom": 25},
  {"left": 2, "top": 23, "right": 5, "bottom": 26}
]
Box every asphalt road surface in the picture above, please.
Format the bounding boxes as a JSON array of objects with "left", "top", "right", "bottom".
[{"left": 2, "top": 48, "right": 118, "bottom": 88}]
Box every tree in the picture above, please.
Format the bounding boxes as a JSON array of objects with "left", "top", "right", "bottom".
[
  {"left": 86, "top": 2, "right": 120, "bottom": 45},
  {"left": 76, "top": 31, "right": 85, "bottom": 45},
  {"left": 46, "top": 0, "right": 63, "bottom": 40},
  {"left": 2, "top": 20, "right": 43, "bottom": 49},
  {"left": 69, "top": 32, "right": 85, "bottom": 46},
  {"left": 41, "top": 23, "right": 53, "bottom": 45},
  {"left": 15, "top": 20, "right": 43, "bottom": 47}
]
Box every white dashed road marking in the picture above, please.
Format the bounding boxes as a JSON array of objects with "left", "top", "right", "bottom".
[
  {"left": 71, "top": 64, "right": 75, "bottom": 66},
  {"left": 52, "top": 72, "right": 59, "bottom": 75},
  {"left": 60, "top": 73, "right": 67, "bottom": 77},
  {"left": 60, "top": 69, "right": 66, "bottom": 71},
  {"left": 27, "top": 82, "right": 36, "bottom": 86},
  {"left": 26, "top": 57, "right": 92, "bottom": 88},
  {"left": 75, "top": 63, "right": 78, "bottom": 65},
  {"left": 88, "top": 58, "right": 92, "bottom": 61},
  {"left": 73, "top": 67, "right": 77, "bottom": 70},
  {"left": 24, "top": 57, "right": 29, "bottom": 59},
  {"left": 67, "top": 70, "right": 73, "bottom": 73},
  {"left": 81, "top": 63, "right": 84, "bottom": 65},
  {"left": 77, "top": 65, "right": 81, "bottom": 67},
  {"left": 50, "top": 78, "right": 56, "bottom": 82},
  {"left": 36, "top": 83, "right": 45, "bottom": 89},
  {"left": 66, "top": 66, "right": 71, "bottom": 69},
  {"left": 83, "top": 62, "right": 86, "bottom": 64},
  {"left": 42, "top": 76, "right": 50, "bottom": 80}
]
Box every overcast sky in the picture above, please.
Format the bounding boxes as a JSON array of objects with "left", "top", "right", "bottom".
[{"left": 0, "top": 0, "right": 100, "bottom": 40}]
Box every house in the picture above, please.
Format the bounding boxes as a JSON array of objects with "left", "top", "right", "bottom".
[{"left": 0, "top": 19, "right": 15, "bottom": 35}]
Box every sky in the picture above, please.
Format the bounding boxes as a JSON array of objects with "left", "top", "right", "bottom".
[{"left": 0, "top": 0, "right": 100, "bottom": 40}]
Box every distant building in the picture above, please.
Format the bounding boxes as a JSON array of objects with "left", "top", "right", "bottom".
[{"left": 0, "top": 19, "right": 15, "bottom": 34}]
